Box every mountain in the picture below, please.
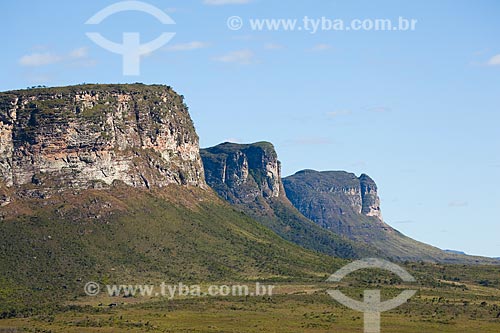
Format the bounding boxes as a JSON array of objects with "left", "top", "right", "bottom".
[
  {"left": 1, "top": 83, "right": 497, "bottom": 314},
  {"left": 200, "top": 142, "right": 379, "bottom": 259},
  {"left": 0, "top": 85, "right": 342, "bottom": 312},
  {"left": 283, "top": 170, "right": 497, "bottom": 264},
  {"left": 0, "top": 84, "right": 204, "bottom": 196}
]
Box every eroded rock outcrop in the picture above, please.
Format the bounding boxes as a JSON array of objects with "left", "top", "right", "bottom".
[
  {"left": 0, "top": 84, "right": 206, "bottom": 197},
  {"left": 282, "top": 170, "right": 384, "bottom": 233},
  {"left": 200, "top": 142, "right": 371, "bottom": 259},
  {"left": 200, "top": 142, "right": 283, "bottom": 205}
]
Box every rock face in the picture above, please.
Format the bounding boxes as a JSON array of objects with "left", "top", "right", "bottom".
[
  {"left": 360, "top": 174, "right": 383, "bottom": 219},
  {"left": 201, "top": 142, "right": 375, "bottom": 259},
  {"left": 0, "top": 84, "right": 206, "bottom": 196},
  {"left": 200, "top": 142, "right": 284, "bottom": 205},
  {"left": 282, "top": 170, "right": 495, "bottom": 263},
  {"left": 283, "top": 170, "right": 386, "bottom": 234}
]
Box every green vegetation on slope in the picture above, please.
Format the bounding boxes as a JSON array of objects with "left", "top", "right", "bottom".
[{"left": 0, "top": 183, "right": 344, "bottom": 316}]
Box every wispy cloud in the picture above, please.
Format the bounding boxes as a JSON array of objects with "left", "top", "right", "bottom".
[
  {"left": 364, "top": 105, "right": 392, "bottom": 113},
  {"left": 203, "top": 0, "right": 252, "bottom": 5},
  {"left": 213, "top": 49, "right": 255, "bottom": 64},
  {"left": 69, "top": 47, "right": 88, "bottom": 59},
  {"left": 19, "top": 47, "right": 91, "bottom": 67},
  {"left": 265, "top": 43, "right": 285, "bottom": 50},
  {"left": 486, "top": 54, "right": 500, "bottom": 66},
  {"left": 310, "top": 43, "right": 332, "bottom": 52},
  {"left": 449, "top": 200, "right": 468, "bottom": 208},
  {"left": 165, "top": 41, "right": 210, "bottom": 51},
  {"left": 326, "top": 109, "right": 352, "bottom": 118},
  {"left": 19, "top": 53, "right": 63, "bottom": 67}
]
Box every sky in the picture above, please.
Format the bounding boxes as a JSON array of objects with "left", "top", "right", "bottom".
[{"left": 1, "top": 0, "right": 499, "bottom": 257}]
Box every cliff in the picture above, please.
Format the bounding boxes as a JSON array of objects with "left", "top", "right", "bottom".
[
  {"left": 200, "top": 142, "right": 283, "bottom": 205},
  {"left": 0, "top": 84, "right": 206, "bottom": 202},
  {"left": 201, "top": 142, "right": 377, "bottom": 259},
  {"left": 283, "top": 170, "right": 496, "bottom": 263},
  {"left": 282, "top": 170, "right": 387, "bottom": 234}
]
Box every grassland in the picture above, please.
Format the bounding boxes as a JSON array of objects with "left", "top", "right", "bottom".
[
  {"left": 0, "top": 272, "right": 500, "bottom": 333},
  {"left": 1, "top": 182, "right": 499, "bottom": 332}
]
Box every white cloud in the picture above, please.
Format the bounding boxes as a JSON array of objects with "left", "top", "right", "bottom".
[
  {"left": 203, "top": 0, "right": 252, "bottom": 5},
  {"left": 310, "top": 43, "right": 332, "bottom": 51},
  {"left": 449, "top": 200, "right": 468, "bottom": 208},
  {"left": 365, "top": 105, "right": 392, "bottom": 113},
  {"left": 19, "top": 47, "right": 91, "bottom": 67},
  {"left": 165, "top": 41, "right": 210, "bottom": 51},
  {"left": 19, "top": 53, "right": 62, "bottom": 66},
  {"left": 264, "top": 43, "right": 285, "bottom": 50},
  {"left": 69, "top": 47, "right": 88, "bottom": 58},
  {"left": 326, "top": 110, "right": 352, "bottom": 118},
  {"left": 213, "top": 49, "right": 255, "bottom": 64},
  {"left": 487, "top": 54, "right": 500, "bottom": 66}
]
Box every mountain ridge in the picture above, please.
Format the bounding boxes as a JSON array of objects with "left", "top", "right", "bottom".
[
  {"left": 200, "top": 142, "right": 376, "bottom": 259},
  {"left": 0, "top": 85, "right": 346, "bottom": 313},
  {"left": 283, "top": 169, "right": 498, "bottom": 264}
]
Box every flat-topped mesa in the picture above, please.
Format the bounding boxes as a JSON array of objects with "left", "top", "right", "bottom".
[
  {"left": 200, "top": 141, "right": 284, "bottom": 204},
  {"left": 283, "top": 170, "right": 384, "bottom": 227},
  {"left": 0, "top": 84, "right": 206, "bottom": 195},
  {"left": 200, "top": 142, "right": 369, "bottom": 259}
]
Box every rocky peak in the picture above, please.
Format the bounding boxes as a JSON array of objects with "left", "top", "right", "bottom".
[
  {"left": 359, "top": 173, "right": 383, "bottom": 220},
  {"left": 200, "top": 142, "right": 283, "bottom": 204},
  {"left": 0, "top": 84, "right": 206, "bottom": 200},
  {"left": 282, "top": 170, "right": 384, "bottom": 227}
]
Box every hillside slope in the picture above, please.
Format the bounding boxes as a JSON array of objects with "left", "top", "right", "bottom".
[{"left": 0, "top": 184, "right": 342, "bottom": 314}]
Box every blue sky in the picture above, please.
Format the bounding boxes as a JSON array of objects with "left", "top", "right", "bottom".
[{"left": 2, "top": 0, "right": 499, "bottom": 257}]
